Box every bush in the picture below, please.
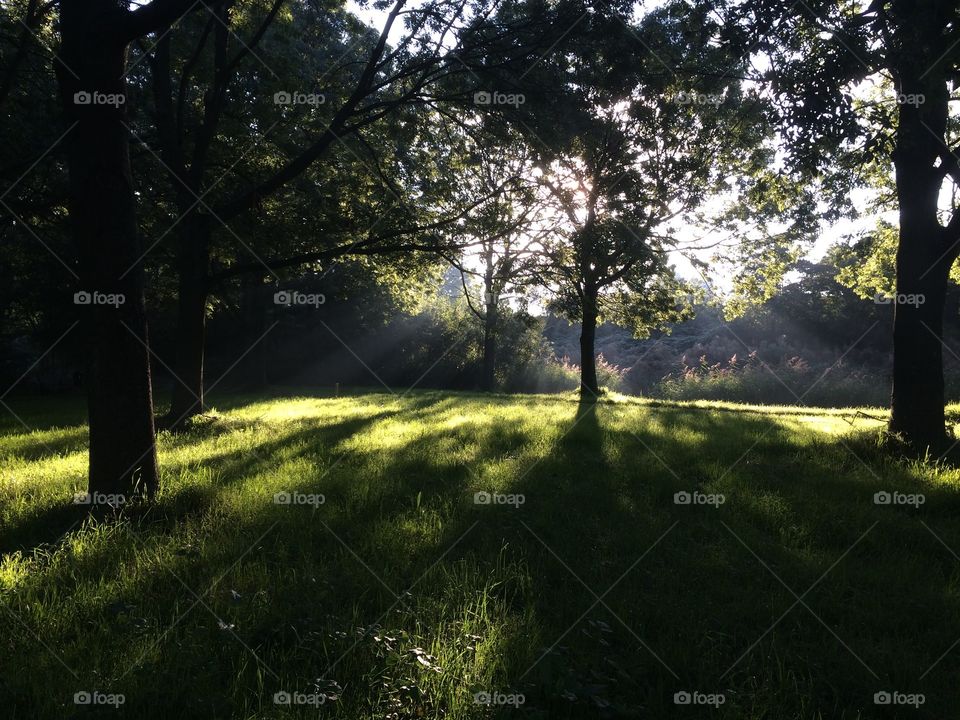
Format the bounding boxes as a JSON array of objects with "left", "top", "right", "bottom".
[
  {"left": 596, "top": 353, "right": 627, "bottom": 392},
  {"left": 652, "top": 352, "right": 889, "bottom": 407},
  {"left": 504, "top": 356, "right": 580, "bottom": 393}
]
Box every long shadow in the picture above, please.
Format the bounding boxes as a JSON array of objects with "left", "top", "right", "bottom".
[
  {"left": 490, "top": 404, "right": 960, "bottom": 719},
  {"left": 6, "top": 395, "right": 960, "bottom": 719},
  {"left": 0, "top": 406, "right": 481, "bottom": 711},
  {"left": 0, "top": 394, "right": 446, "bottom": 557},
  {"left": 0, "top": 414, "right": 378, "bottom": 557},
  {"left": 0, "top": 394, "right": 515, "bottom": 716}
]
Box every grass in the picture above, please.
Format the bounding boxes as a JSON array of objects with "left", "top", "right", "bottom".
[{"left": 2, "top": 390, "right": 960, "bottom": 718}]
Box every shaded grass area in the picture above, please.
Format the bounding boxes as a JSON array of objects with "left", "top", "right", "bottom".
[{"left": 2, "top": 391, "right": 960, "bottom": 718}]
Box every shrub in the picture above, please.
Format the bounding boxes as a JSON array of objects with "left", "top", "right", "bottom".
[
  {"left": 653, "top": 352, "right": 889, "bottom": 407},
  {"left": 504, "top": 356, "right": 580, "bottom": 393}
]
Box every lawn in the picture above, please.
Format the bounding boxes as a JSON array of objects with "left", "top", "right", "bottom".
[{"left": 1, "top": 391, "right": 959, "bottom": 718}]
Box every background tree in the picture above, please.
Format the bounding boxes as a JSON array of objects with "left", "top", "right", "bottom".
[
  {"left": 510, "top": 3, "right": 779, "bottom": 394},
  {"left": 136, "top": 0, "right": 571, "bottom": 425},
  {"left": 721, "top": 0, "right": 960, "bottom": 451},
  {"left": 436, "top": 124, "right": 547, "bottom": 391},
  {"left": 0, "top": 0, "right": 74, "bottom": 387}
]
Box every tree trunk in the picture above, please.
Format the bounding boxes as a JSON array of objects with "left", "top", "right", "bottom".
[
  {"left": 889, "top": 251, "right": 949, "bottom": 453},
  {"left": 58, "top": 0, "right": 159, "bottom": 498},
  {"left": 481, "top": 296, "right": 498, "bottom": 392},
  {"left": 166, "top": 213, "right": 211, "bottom": 428},
  {"left": 888, "top": 62, "right": 954, "bottom": 453},
  {"left": 580, "top": 291, "right": 599, "bottom": 396}
]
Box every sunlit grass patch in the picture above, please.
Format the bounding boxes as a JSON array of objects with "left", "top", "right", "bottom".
[{"left": 2, "top": 391, "right": 960, "bottom": 718}]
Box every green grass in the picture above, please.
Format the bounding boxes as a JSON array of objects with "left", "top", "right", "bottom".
[{"left": 2, "top": 391, "right": 960, "bottom": 718}]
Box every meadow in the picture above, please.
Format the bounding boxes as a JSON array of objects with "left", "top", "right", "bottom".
[{"left": 2, "top": 391, "right": 959, "bottom": 718}]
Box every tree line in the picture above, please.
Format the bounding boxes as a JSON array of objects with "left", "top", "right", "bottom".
[{"left": 1, "top": 0, "right": 959, "bottom": 500}]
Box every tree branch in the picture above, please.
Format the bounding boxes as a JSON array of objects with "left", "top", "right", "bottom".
[{"left": 117, "top": 0, "right": 222, "bottom": 43}]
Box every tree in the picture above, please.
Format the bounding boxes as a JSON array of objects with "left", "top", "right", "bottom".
[
  {"left": 511, "top": 4, "right": 776, "bottom": 394},
  {"left": 0, "top": 0, "right": 74, "bottom": 369},
  {"left": 141, "top": 0, "right": 368, "bottom": 425},
  {"left": 721, "top": 0, "right": 960, "bottom": 451},
  {"left": 0, "top": 0, "right": 57, "bottom": 110},
  {"left": 57, "top": 0, "right": 222, "bottom": 499},
  {"left": 438, "top": 126, "right": 546, "bottom": 391},
  {"left": 138, "top": 0, "right": 569, "bottom": 425}
]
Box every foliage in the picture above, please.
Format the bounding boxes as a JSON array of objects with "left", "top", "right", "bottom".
[{"left": 655, "top": 352, "right": 888, "bottom": 407}]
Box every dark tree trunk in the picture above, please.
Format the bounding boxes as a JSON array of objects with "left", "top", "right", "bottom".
[
  {"left": 481, "top": 297, "right": 498, "bottom": 392},
  {"left": 580, "top": 291, "right": 599, "bottom": 396},
  {"left": 889, "top": 249, "right": 949, "bottom": 452},
  {"left": 888, "top": 57, "right": 956, "bottom": 453},
  {"left": 58, "top": 0, "right": 159, "bottom": 497},
  {"left": 166, "top": 214, "right": 211, "bottom": 428}
]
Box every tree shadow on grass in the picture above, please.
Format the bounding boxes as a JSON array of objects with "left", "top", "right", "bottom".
[
  {"left": 0, "top": 394, "right": 447, "bottom": 557},
  {"left": 6, "top": 396, "right": 960, "bottom": 719},
  {"left": 492, "top": 404, "right": 960, "bottom": 719}
]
